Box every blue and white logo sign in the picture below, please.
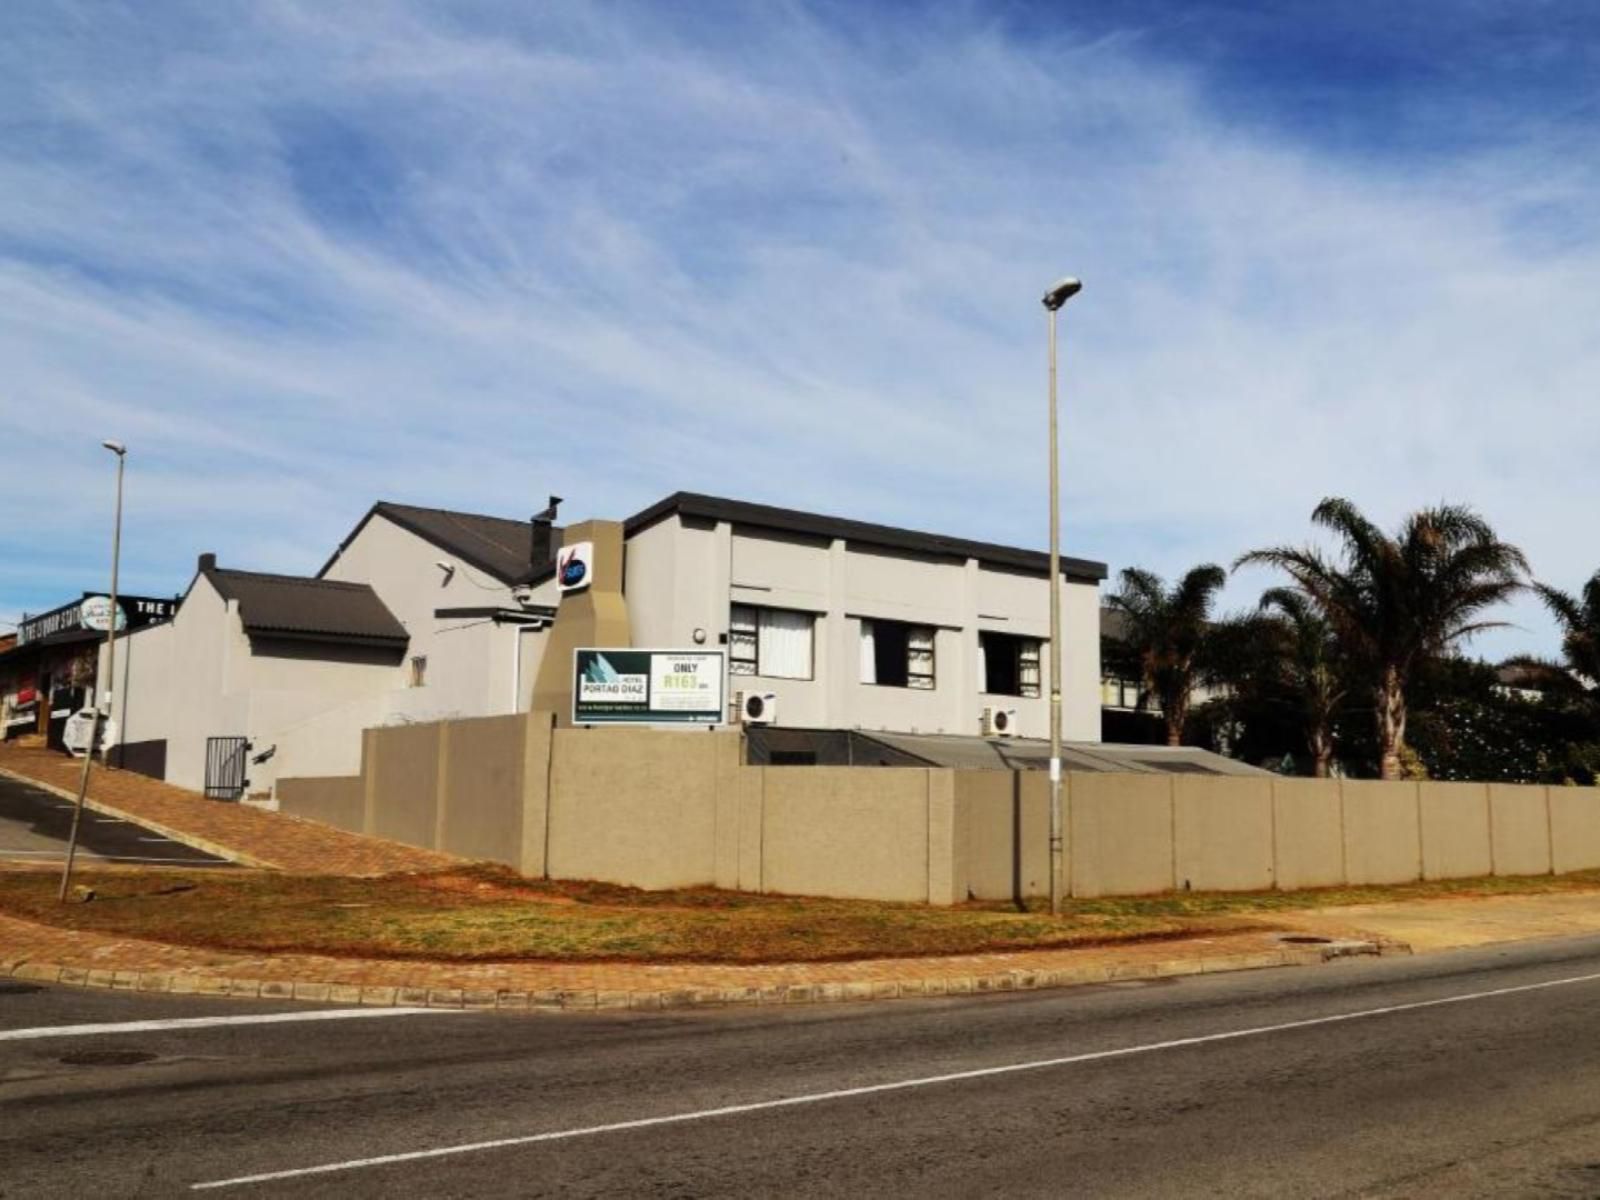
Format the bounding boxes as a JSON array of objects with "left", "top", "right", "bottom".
[{"left": 558, "top": 541, "right": 593, "bottom": 593}]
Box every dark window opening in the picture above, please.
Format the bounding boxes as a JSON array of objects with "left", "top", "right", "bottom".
[
  {"left": 981, "top": 632, "right": 1041, "bottom": 698},
  {"left": 875, "top": 622, "right": 908, "bottom": 687},
  {"left": 862, "top": 619, "right": 936, "bottom": 689}
]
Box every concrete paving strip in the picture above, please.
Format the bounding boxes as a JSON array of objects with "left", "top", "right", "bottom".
[
  {"left": 188, "top": 967, "right": 1600, "bottom": 1191},
  {"left": 1277, "top": 890, "right": 1600, "bottom": 952},
  {"left": 6, "top": 937, "right": 1387, "bottom": 1012},
  {"left": 0, "top": 1007, "right": 453, "bottom": 1042}
]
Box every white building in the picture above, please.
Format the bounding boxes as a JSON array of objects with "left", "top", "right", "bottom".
[
  {"left": 111, "top": 556, "right": 410, "bottom": 795},
  {"left": 103, "top": 492, "right": 1108, "bottom": 797},
  {"left": 317, "top": 501, "right": 561, "bottom": 725},
  {"left": 621, "top": 494, "right": 1105, "bottom": 742}
]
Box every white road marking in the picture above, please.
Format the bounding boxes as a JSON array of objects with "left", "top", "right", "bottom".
[
  {"left": 192, "top": 968, "right": 1600, "bottom": 1191},
  {"left": 0, "top": 1007, "right": 450, "bottom": 1043}
]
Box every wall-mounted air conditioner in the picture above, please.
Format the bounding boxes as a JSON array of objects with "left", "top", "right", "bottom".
[
  {"left": 737, "top": 691, "right": 778, "bottom": 726},
  {"left": 981, "top": 706, "right": 1018, "bottom": 737}
]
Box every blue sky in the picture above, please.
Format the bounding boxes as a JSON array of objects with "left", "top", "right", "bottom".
[{"left": 2, "top": 1, "right": 1597, "bottom": 660}]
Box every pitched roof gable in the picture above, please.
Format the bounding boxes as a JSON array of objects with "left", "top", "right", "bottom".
[{"left": 322, "top": 502, "right": 561, "bottom": 585}]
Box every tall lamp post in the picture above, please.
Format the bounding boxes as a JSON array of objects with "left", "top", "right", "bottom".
[
  {"left": 60, "top": 439, "right": 126, "bottom": 903},
  {"left": 1042, "top": 277, "right": 1081, "bottom": 916}
]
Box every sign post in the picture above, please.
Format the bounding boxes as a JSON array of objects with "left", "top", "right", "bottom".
[{"left": 572, "top": 649, "right": 726, "bottom": 726}]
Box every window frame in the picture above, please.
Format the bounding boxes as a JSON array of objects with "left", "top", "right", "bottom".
[
  {"left": 979, "top": 631, "right": 1042, "bottom": 698},
  {"left": 728, "top": 603, "right": 816, "bottom": 681},
  {"left": 861, "top": 617, "right": 938, "bottom": 690}
]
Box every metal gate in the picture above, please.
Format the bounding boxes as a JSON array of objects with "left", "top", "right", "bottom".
[{"left": 204, "top": 736, "right": 250, "bottom": 801}]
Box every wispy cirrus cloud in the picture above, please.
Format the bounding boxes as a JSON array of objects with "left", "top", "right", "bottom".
[{"left": 1, "top": 1, "right": 1596, "bottom": 658}]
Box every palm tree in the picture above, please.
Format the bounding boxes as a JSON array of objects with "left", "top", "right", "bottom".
[
  {"left": 1534, "top": 572, "right": 1600, "bottom": 687},
  {"left": 1103, "top": 564, "right": 1228, "bottom": 747},
  {"left": 1257, "top": 587, "right": 1347, "bottom": 778},
  {"left": 1504, "top": 571, "right": 1600, "bottom": 701},
  {"left": 1238, "top": 498, "right": 1527, "bottom": 781}
]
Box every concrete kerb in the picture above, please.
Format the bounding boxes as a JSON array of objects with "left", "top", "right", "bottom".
[
  {"left": 4, "top": 940, "right": 1389, "bottom": 1012},
  {"left": 0, "top": 765, "right": 276, "bottom": 870}
]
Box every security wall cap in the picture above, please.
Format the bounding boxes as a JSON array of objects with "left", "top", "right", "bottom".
[{"left": 1042, "top": 277, "right": 1083, "bottom": 310}]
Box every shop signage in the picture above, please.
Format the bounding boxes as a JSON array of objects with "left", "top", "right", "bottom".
[
  {"left": 17, "top": 594, "right": 178, "bottom": 647},
  {"left": 558, "top": 541, "right": 594, "bottom": 594},
  {"left": 572, "top": 648, "right": 726, "bottom": 725},
  {"left": 79, "top": 595, "right": 128, "bottom": 633}
]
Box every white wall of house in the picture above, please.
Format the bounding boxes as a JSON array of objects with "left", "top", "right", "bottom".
[
  {"left": 320, "top": 512, "right": 558, "bottom": 722},
  {"left": 106, "top": 619, "right": 174, "bottom": 750},
  {"left": 102, "top": 574, "right": 404, "bottom": 795},
  {"left": 623, "top": 514, "right": 1102, "bottom": 740}
]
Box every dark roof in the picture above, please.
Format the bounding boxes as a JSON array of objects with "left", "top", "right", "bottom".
[
  {"left": 321, "top": 502, "right": 561, "bottom": 585},
  {"left": 624, "top": 492, "right": 1109, "bottom": 583},
  {"left": 205, "top": 568, "right": 408, "bottom": 648}
]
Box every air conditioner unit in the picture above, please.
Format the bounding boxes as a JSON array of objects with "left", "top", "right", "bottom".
[
  {"left": 737, "top": 691, "right": 778, "bottom": 726},
  {"left": 982, "top": 706, "right": 1018, "bottom": 737}
]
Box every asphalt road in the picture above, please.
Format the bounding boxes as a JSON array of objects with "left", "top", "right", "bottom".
[
  {"left": 6, "top": 938, "right": 1600, "bottom": 1198},
  {"left": 0, "top": 772, "right": 231, "bottom": 867}
]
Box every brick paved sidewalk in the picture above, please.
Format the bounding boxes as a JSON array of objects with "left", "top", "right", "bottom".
[
  {"left": 0, "top": 912, "right": 1380, "bottom": 1012},
  {"left": 0, "top": 744, "right": 457, "bottom": 876}
]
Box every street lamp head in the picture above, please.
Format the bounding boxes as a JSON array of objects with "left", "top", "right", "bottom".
[
  {"left": 101, "top": 440, "right": 126, "bottom": 456},
  {"left": 1041, "top": 277, "right": 1082, "bottom": 311}
]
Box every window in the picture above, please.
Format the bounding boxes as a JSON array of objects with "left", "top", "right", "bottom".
[
  {"left": 1101, "top": 677, "right": 1142, "bottom": 709},
  {"left": 980, "top": 632, "right": 1041, "bottom": 698},
  {"left": 859, "top": 619, "right": 936, "bottom": 689},
  {"left": 729, "top": 605, "right": 814, "bottom": 680},
  {"left": 408, "top": 656, "right": 428, "bottom": 688}
]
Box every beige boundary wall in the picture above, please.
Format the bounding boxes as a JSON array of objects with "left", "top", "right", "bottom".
[{"left": 279, "top": 712, "right": 1600, "bottom": 904}]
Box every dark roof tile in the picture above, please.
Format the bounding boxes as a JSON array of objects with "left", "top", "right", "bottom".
[
  {"left": 322, "top": 502, "right": 561, "bottom": 585},
  {"left": 206, "top": 569, "right": 408, "bottom": 647}
]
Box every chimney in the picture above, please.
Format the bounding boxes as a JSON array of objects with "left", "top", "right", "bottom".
[
  {"left": 531, "top": 495, "right": 562, "bottom": 568},
  {"left": 198, "top": 552, "right": 217, "bottom": 573}
]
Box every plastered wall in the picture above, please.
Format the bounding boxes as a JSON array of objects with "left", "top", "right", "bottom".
[
  {"left": 280, "top": 715, "right": 1600, "bottom": 905},
  {"left": 622, "top": 513, "right": 1103, "bottom": 741},
  {"left": 276, "top": 775, "right": 364, "bottom": 832}
]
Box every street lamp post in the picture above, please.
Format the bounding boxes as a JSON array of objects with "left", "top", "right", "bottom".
[
  {"left": 1042, "top": 277, "right": 1081, "bottom": 917},
  {"left": 60, "top": 440, "right": 126, "bottom": 903}
]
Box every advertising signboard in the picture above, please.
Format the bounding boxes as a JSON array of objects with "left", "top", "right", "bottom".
[{"left": 573, "top": 648, "right": 726, "bottom": 725}]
